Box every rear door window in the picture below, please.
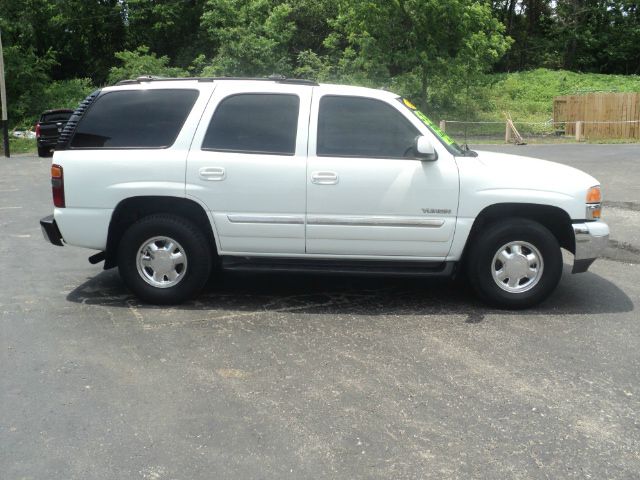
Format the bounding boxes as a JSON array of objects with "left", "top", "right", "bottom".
[
  {"left": 202, "top": 94, "right": 300, "bottom": 155},
  {"left": 70, "top": 89, "right": 199, "bottom": 149}
]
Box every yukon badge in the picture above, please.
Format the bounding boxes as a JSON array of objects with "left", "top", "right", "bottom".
[{"left": 422, "top": 208, "right": 451, "bottom": 215}]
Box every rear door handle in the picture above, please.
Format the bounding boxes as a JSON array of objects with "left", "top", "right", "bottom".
[
  {"left": 311, "top": 171, "right": 339, "bottom": 185},
  {"left": 199, "top": 166, "right": 226, "bottom": 181}
]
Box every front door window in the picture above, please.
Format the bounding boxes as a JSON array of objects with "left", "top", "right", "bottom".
[{"left": 317, "top": 96, "right": 419, "bottom": 159}]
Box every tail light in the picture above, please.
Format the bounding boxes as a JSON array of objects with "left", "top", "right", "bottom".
[
  {"left": 35, "top": 123, "right": 41, "bottom": 138},
  {"left": 51, "top": 164, "right": 65, "bottom": 208}
]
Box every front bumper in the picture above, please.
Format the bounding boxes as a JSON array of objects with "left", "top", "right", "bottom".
[
  {"left": 40, "top": 215, "right": 64, "bottom": 246},
  {"left": 572, "top": 221, "right": 609, "bottom": 273}
]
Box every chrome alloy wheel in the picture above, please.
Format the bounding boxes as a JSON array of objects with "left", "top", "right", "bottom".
[
  {"left": 136, "top": 236, "right": 188, "bottom": 288},
  {"left": 491, "top": 241, "right": 544, "bottom": 294}
]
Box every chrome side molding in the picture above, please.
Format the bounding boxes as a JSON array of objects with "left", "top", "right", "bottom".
[
  {"left": 227, "top": 215, "right": 304, "bottom": 225},
  {"left": 307, "top": 216, "right": 445, "bottom": 228}
]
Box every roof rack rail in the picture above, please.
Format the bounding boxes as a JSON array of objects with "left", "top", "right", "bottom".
[{"left": 115, "top": 75, "right": 318, "bottom": 86}]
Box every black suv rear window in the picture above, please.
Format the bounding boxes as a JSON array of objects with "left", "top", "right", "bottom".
[
  {"left": 70, "top": 89, "right": 199, "bottom": 149},
  {"left": 41, "top": 112, "right": 72, "bottom": 123},
  {"left": 202, "top": 94, "right": 299, "bottom": 155}
]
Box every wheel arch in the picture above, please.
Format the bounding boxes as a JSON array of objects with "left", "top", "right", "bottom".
[
  {"left": 463, "top": 203, "right": 575, "bottom": 261},
  {"left": 104, "top": 196, "right": 218, "bottom": 269}
]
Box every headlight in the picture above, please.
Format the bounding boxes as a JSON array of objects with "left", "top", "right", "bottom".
[{"left": 586, "top": 186, "right": 602, "bottom": 219}]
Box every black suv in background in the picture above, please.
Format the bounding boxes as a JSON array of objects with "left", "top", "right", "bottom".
[{"left": 35, "top": 109, "right": 74, "bottom": 157}]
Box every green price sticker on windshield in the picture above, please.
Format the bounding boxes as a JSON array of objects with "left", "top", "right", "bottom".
[
  {"left": 413, "top": 110, "right": 456, "bottom": 146},
  {"left": 400, "top": 98, "right": 456, "bottom": 147}
]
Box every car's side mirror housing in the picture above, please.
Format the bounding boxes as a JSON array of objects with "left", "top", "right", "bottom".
[{"left": 415, "top": 136, "right": 438, "bottom": 161}]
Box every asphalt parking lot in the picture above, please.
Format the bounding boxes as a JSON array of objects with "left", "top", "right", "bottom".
[{"left": 2, "top": 144, "right": 639, "bottom": 479}]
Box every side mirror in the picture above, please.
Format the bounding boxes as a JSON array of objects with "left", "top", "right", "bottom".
[{"left": 415, "top": 136, "right": 438, "bottom": 161}]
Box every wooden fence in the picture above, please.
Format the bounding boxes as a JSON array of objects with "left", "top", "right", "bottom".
[{"left": 554, "top": 93, "right": 640, "bottom": 139}]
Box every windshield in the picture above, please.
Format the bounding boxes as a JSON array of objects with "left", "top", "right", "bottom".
[{"left": 397, "top": 98, "right": 471, "bottom": 156}]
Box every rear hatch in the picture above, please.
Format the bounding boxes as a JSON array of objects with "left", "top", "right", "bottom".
[{"left": 39, "top": 111, "right": 73, "bottom": 139}]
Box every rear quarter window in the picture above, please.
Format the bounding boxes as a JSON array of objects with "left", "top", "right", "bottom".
[{"left": 70, "top": 89, "right": 199, "bottom": 149}]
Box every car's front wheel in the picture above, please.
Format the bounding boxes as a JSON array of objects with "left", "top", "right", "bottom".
[
  {"left": 466, "top": 219, "right": 563, "bottom": 309},
  {"left": 118, "top": 214, "right": 212, "bottom": 304}
]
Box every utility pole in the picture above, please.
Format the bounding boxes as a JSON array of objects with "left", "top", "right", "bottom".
[{"left": 0, "top": 29, "right": 9, "bottom": 157}]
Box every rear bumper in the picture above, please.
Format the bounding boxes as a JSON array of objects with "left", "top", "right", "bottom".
[
  {"left": 572, "top": 221, "right": 609, "bottom": 273},
  {"left": 37, "top": 137, "right": 58, "bottom": 148},
  {"left": 40, "top": 215, "right": 64, "bottom": 246}
]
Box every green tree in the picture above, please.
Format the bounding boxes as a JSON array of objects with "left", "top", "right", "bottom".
[
  {"left": 324, "top": 0, "right": 512, "bottom": 111},
  {"left": 0, "top": 0, "right": 56, "bottom": 125},
  {"left": 44, "top": 0, "right": 126, "bottom": 82},
  {"left": 491, "top": 0, "right": 640, "bottom": 74},
  {"left": 492, "top": 0, "right": 559, "bottom": 71},
  {"left": 107, "top": 46, "right": 188, "bottom": 84},
  {"left": 555, "top": 0, "right": 640, "bottom": 74},
  {"left": 0, "top": 45, "right": 57, "bottom": 127},
  {"left": 124, "top": 0, "right": 207, "bottom": 68},
  {"left": 199, "top": 0, "right": 296, "bottom": 76}
]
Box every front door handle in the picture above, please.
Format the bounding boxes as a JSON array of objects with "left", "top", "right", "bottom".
[
  {"left": 199, "top": 166, "right": 226, "bottom": 181},
  {"left": 311, "top": 171, "right": 339, "bottom": 185}
]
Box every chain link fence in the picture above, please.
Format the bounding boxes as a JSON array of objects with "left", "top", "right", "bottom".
[{"left": 441, "top": 119, "right": 640, "bottom": 144}]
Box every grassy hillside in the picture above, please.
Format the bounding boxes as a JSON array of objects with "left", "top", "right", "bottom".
[
  {"left": 437, "top": 68, "right": 640, "bottom": 141},
  {"left": 456, "top": 69, "right": 640, "bottom": 123}
]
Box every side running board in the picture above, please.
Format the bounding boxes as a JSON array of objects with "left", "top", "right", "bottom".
[{"left": 221, "top": 256, "right": 454, "bottom": 277}]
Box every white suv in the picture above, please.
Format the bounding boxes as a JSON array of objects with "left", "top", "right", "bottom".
[{"left": 40, "top": 76, "right": 609, "bottom": 308}]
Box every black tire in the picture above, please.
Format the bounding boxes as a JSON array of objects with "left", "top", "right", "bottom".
[
  {"left": 466, "top": 218, "right": 562, "bottom": 309},
  {"left": 117, "top": 214, "right": 212, "bottom": 305},
  {"left": 38, "top": 146, "right": 52, "bottom": 157}
]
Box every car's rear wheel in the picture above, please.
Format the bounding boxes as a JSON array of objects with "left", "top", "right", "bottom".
[
  {"left": 118, "top": 214, "right": 212, "bottom": 304},
  {"left": 38, "top": 146, "right": 52, "bottom": 157},
  {"left": 467, "top": 219, "right": 563, "bottom": 309}
]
